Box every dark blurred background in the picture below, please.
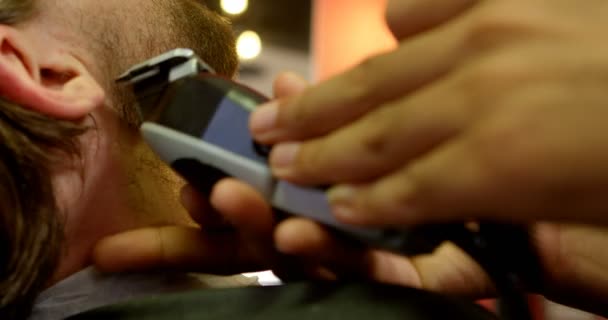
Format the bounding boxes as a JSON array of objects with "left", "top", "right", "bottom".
[
  {"left": 204, "top": 0, "right": 312, "bottom": 52},
  {"left": 200, "top": 0, "right": 313, "bottom": 95}
]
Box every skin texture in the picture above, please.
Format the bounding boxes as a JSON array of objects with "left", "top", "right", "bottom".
[{"left": 93, "top": 0, "right": 608, "bottom": 316}]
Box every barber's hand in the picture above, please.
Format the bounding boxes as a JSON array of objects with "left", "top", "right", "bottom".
[
  {"left": 93, "top": 176, "right": 492, "bottom": 295},
  {"left": 91, "top": 72, "right": 488, "bottom": 293},
  {"left": 92, "top": 176, "right": 608, "bottom": 316},
  {"left": 251, "top": 0, "right": 608, "bottom": 227}
]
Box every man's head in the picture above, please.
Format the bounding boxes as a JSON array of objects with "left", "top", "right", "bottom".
[
  {"left": 0, "top": 0, "right": 237, "bottom": 317},
  {"left": 33, "top": 0, "right": 239, "bottom": 123}
]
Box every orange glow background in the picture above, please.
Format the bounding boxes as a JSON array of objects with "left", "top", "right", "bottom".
[{"left": 312, "top": 0, "right": 397, "bottom": 80}]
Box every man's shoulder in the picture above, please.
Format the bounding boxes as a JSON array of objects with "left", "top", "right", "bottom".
[{"left": 28, "top": 267, "right": 258, "bottom": 320}]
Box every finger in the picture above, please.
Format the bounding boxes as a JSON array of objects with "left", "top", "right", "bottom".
[
  {"left": 272, "top": 72, "right": 309, "bottom": 99},
  {"left": 275, "top": 218, "right": 420, "bottom": 285},
  {"left": 269, "top": 73, "right": 475, "bottom": 185},
  {"left": 385, "top": 0, "right": 478, "bottom": 40},
  {"left": 209, "top": 179, "right": 325, "bottom": 281},
  {"left": 411, "top": 242, "right": 493, "bottom": 296},
  {"left": 275, "top": 218, "right": 377, "bottom": 280},
  {"left": 325, "top": 136, "right": 487, "bottom": 226},
  {"left": 250, "top": 13, "right": 471, "bottom": 144},
  {"left": 210, "top": 178, "right": 284, "bottom": 269},
  {"left": 275, "top": 219, "right": 362, "bottom": 266},
  {"left": 93, "top": 226, "right": 260, "bottom": 275},
  {"left": 210, "top": 178, "right": 274, "bottom": 237},
  {"left": 275, "top": 219, "right": 492, "bottom": 295},
  {"left": 181, "top": 184, "right": 230, "bottom": 230}
]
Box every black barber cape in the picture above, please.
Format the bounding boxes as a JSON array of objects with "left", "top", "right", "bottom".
[{"left": 68, "top": 282, "right": 497, "bottom": 320}]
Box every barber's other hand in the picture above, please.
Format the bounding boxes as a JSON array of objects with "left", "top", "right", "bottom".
[
  {"left": 92, "top": 177, "right": 608, "bottom": 316},
  {"left": 93, "top": 177, "right": 492, "bottom": 294},
  {"left": 251, "top": 0, "right": 608, "bottom": 227}
]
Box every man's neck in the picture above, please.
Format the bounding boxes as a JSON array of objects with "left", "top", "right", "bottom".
[{"left": 51, "top": 110, "right": 192, "bottom": 285}]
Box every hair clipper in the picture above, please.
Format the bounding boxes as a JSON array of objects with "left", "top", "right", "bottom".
[{"left": 116, "top": 50, "right": 541, "bottom": 320}]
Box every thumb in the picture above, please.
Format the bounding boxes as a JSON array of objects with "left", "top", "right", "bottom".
[
  {"left": 92, "top": 226, "right": 247, "bottom": 275},
  {"left": 92, "top": 227, "right": 206, "bottom": 273}
]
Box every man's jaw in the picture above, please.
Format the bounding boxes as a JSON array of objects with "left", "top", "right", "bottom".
[{"left": 49, "top": 105, "right": 194, "bottom": 285}]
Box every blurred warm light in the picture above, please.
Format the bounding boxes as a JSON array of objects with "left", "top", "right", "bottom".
[
  {"left": 237, "top": 30, "right": 262, "bottom": 60},
  {"left": 313, "top": 0, "right": 397, "bottom": 80},
  {"left": 221, "top": 0, "right": 248, "bottom": 15},
  {"left": 243, "top": 271, "right": 281, "bottom": 286}
]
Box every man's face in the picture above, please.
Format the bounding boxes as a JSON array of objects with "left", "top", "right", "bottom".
[{"left": 71, "top": 0, "right": 237, "bottom": 214}]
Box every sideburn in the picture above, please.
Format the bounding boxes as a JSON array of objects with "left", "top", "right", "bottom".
[{"left": 0, "top": 99, "right": 87, "bottom": 319}]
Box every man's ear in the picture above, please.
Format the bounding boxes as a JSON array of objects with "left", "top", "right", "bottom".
[{"left": 0, "top": 25, "right": 104, "bottom": 119}]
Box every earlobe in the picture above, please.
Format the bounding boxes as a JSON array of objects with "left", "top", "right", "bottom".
[{"left": 0, "top": 26, "right": 104, "bottom": 119}]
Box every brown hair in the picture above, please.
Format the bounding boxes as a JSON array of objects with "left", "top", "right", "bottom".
[{"left": 0, "top": 1, "right": 86, "bottom": 318}]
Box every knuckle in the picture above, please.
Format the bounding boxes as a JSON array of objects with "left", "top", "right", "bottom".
[
  {"left": 465, "top": 61, "right": 507, "bottom": 91},
  {"left": 467, "top": 118, "right": 545, "bottom": 187},
  {"left": 283, "top": 93, "right": 315, "bottom": 127},
  {"left": 466, "top": 4, "right": 534, "bottom": 49},
  {"left": 296, "top": 140, "right": 327, "bottom": 180},
  {"left": 283, "top": 54, "right": 390, "bottom": 135},
  {"left": 457, "top": 56, "right": 526, "bottom": 109},
  {"left": 358, "top": 108, "right": 397, "bottom": 158},
  {"left": 345, "top": 56, "right": 385, "bottom": 106},
  {"left": 384, "top": 0, "right": 416, "bottom": 39}
]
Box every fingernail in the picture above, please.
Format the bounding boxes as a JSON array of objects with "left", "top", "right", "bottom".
[
  {"left": 270, "top": 142, "right": 300, "bottom": 172},
  {"left": 327, "top": 185, "right": 359, "bottom": 220},
  {"left": 251, "top": 101, "right": 279, "bottom": 134},
  {"left": 279, "top": 72, "right": 308, "bottom": 91},
  {"left": 327, "top": 185, "right": 358, "bottom": 205}
]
